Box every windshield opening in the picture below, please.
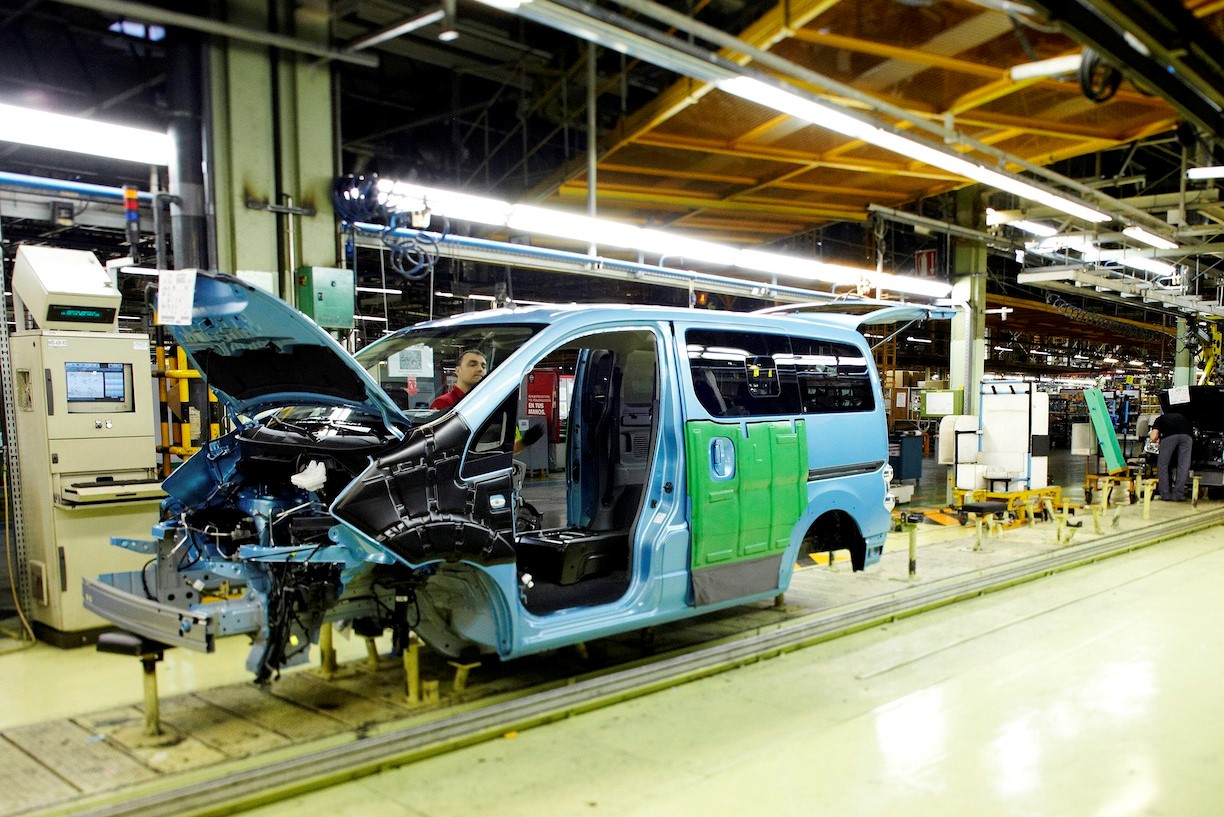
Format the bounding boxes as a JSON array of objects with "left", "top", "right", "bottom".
[{"left": 355, "top": 323, "right": 541, "bottom": 422}]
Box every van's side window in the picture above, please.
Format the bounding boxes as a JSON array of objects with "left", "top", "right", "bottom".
[
  {"left": 686, "top": 330, "right": 800, "bottom": 416},
  {"left": 687, "top": 330, "right": 872, "bottom": 416},
  {"left": 786, "top": 338, "right": 875, "bottom": 413}
]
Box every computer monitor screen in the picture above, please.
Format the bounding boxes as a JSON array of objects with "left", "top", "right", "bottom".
[{"left": 65, "top": 362, "right": 135, "bottom": 413}]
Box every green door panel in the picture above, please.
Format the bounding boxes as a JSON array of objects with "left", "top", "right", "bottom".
[
  {"left": 685, "top": 419, "right": 807, "bottom": 569},
  {"left": 1084, "top": 388, "right": 1126, "bottom": 473}
]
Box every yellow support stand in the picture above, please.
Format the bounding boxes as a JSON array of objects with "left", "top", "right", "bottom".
[
  {"left": 1140, "top": 478, "right": 1158, "bottom": 520},
  {"left": 1042, "top": 499, "right": 1081, "bottom": 545},
  {"left": 316, "top": 622, "right": 339, "bottom": 679},
  {"left": 403, "top": 633, "right": 440, "bottom": 707},
  {"left": 448, "top": 659, "right": 481, "bottom": 695}
]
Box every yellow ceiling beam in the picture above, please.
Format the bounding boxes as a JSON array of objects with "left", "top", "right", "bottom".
[
  {"left": 790, "top": 29, "right": 1004, "bottom": 79},
  {"left": 947, "top": 110, "right": 1138, "bottom": 141},
  {"left": 948, "top": 76, "right": 1043, "bottom": 116},
  {"left": 988, "top": 294, "right": 1176, "bottom": 338},
  {"left": 790, "top": 31, "right": 1165, "bottom": 108},
  {"left": 766, "top": 180, "right": 914, "bottom": 199},
  {"left": 608, "top": 0, "right": 844, "bottom": 154},
  {"left": 598, "top": 163, "right": 757, "bottom": 185},
  {"left": 632, "top": 133, "right": 966, "bottom": 181},
  {"left": 556, "top": 181, "right": 868, "bottom": 220}
]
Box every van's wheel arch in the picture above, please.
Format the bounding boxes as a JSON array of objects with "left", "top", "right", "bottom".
[{"left": 799, "top": 510, "right": 867, "bottom": 571}]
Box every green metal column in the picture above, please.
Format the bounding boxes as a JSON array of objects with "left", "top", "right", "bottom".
[
  {"left": 1174, "top": 317, "right": 1193, "bottom": 386},
  {"left": 948, "top": 187, "right": 987, "bottom": 415},
  {"left": 209, "top": 0, "right": 338, "bottom": 302}
]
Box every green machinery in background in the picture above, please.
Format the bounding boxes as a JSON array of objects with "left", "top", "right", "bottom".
[{"left": 294, "top": 266, "right": 354, "bottom": 331}]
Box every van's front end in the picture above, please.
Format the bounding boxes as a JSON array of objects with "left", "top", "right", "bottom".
[{"left": 83, "top": 272, "right": 545, "bottom": 681}]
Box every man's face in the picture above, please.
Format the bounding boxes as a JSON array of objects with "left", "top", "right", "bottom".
[{"left": 455, "top": 352, "right": 487, "bottom": 392}]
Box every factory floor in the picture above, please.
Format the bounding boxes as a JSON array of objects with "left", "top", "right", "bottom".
[
  {"left": 1, "top": 449, "right": 1218, "bottom": 816},
  {"left": 234, "top": 521, "right": 1224, "bottom": 817}
]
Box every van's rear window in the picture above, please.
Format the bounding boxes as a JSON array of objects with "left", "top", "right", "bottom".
[{"left": 686, "top": 329, "right": 874, "bottom": 416}]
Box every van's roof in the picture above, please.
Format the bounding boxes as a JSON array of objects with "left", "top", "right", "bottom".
[{"left": 410, "top": 301, "right": 955, "bottom": 337}]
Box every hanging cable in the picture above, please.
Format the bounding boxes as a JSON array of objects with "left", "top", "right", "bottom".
[
  {"left": 1079, "top": 48, "right": 1122, "bottom": 103},
  {"left": 333, "top": 174, "right": 442, "bottom": 282},
  {"left": 2, "top": 450, "right": 36, "bottom": 648}
]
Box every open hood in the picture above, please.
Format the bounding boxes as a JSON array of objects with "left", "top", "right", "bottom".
[{"left": 167, "top": 270, "right": 406, "bottom": 430}]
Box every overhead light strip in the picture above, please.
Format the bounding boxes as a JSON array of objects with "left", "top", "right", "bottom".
[
  {"left": 1122, "top": 226, "right": 1178, "bottom": 250},
  {"left": 1187, "top": 166, "right": 1224, "bottom": 180},
  {"left": 0, "top": 103, "right": 172, "bottom": 165},
  {"left": 473, "top": 0, "right": 1112, "bottom": 225},
  {"left": 370, "top": 179, "right": 952, "bottom": 298}
]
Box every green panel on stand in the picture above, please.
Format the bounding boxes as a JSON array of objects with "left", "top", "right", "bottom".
[{"left": 1084, "top": 388, "right": 1126, "bottom": 472}]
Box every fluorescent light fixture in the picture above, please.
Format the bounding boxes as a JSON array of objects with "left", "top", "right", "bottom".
[
  {"left": 715, "top": 76, "right": 1111, "bottom": 224},
  {"left": 355, "top": 314, "right": 388, "bottom": 322},
  {"left": 994, "top": 346, "right": 1013, "bottom": 352},
  {"left": 906, "top": 336, "right": 932, "bottom": 344},
  {"left": 1102, "top": 356, "right": 1119, "bottom": 363},
  {"left": 433, "top": 290, "right": 498, "bottom": 302},
  {"left": 1122, "top": 226, "right": 1178, "bottom": 250},
  {"left": 356, "top": 285, "right": 404, "bottom": 294},
  {"left": 1127, "top": 359, "right": 1144, "bottom": 366},
  {"left": 348, "top": 9, "right": 445, "bottom": 50},
  {"left": 1010, "top": 220, "right": 1058, "bottom": 237},
  {"left": 1187, "top": 166, "right": 1224, "bottom": 180},
  {"left": 0, "top": 102, "right": 172, "bottom": 165},
  {"left": 1029, "top": 235, "right": 1096, "bottom": 254},
  {"left": 437, "top": 0, "right": 459, "bottom": 42},
  {"left": 1009, "top": 54, "right": 1083, "bottom": 82},
  {"left": 1087, "top": 248, "right": 1178, "bottom": 277},
  {"left": 988, "top": 208, "right": 1058, "bottom": 237},
  {"left": 1029, "top": 350, "right": 1050, "bottom": 356},
  {"left": 1073, "top": 353, "right": 1088, "bottom": 360},
  {"left": 377, "top": 179, "right": 952, "bottom": 298}
]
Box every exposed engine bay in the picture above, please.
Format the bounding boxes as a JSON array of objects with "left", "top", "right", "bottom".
[{"left": 138, "top": 409, "right": 405, "bottom": 682}]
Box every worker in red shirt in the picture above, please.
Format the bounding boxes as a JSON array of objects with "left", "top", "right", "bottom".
[
  {"left": 429, "top": 348, "right": 544, "bottom": 454},
  {"left": 430, "top": 349, "right": 486, "bottom": 411}
]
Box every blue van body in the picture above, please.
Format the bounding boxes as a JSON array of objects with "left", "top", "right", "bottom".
[{"left": 84, "top": 271, "right": 945, "bottom": 681}]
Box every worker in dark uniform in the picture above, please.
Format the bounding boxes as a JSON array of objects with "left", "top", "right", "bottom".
[{"left": 1150, "top": 409, "right": 1193, "bottom": 501}]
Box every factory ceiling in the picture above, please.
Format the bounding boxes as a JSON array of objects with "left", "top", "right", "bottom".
[{"left": 1, "top": 0, "right": 1223, "bottom": 366}]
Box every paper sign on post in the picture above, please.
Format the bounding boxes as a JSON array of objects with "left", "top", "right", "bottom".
[
  {"left": 1168, "top": 384, "right": 1191, "bottom": 405},
  {"left": 157, "top": 270, "right": 197, "bottom": 326}
]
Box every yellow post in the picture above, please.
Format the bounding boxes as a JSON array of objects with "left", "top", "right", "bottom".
[
  {"left": 317, "top": 622, "right": 338, "bottom": 679},
  {"left": 1141, "top": 478, "right": 1158, "bottom": 520},
  {"left": 907, "top": 523, "right": 918, "bottom": 579},
  {"left": 364, "top": 636, "right": 381, "bottom": 670},
  {"left": 404, "top": 634, "right": 422, "bottom": 705},
  {"left": 141, "top": 655, "right": 161, "bottom": 738}
]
